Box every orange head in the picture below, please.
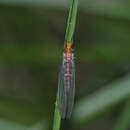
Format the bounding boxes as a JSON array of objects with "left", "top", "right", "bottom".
[
  {"left": 66, "top": 42, "right": 72, "bottom": 57},
  {"left": 66, "top": 42, "right": 72, "bottom": 49}
]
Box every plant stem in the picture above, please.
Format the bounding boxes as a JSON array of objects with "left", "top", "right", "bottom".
[
  {"left": 65, "top": 0, "right": 78, "bottom": 46},
  {"left": 53, "top": 0, "right": 78, "bottom": 129},
  {"left": 53, "top": 97, "right": 61, "bottom": 130}
]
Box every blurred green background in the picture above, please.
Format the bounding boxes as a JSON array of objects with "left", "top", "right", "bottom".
[{"left": 0, "top": 0, "right": 130, "bottom": 130}]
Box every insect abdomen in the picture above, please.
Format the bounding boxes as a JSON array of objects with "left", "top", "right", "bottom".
[{"left": 64, "top": 52, "right": 73, "bottom": 92}]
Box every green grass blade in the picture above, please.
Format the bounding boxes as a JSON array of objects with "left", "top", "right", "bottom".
[
  {"left": 53, "top": 99, "right": 61, "bottom": 130},
  {"left": 73, "top": 74, "right": 130, "bottom": 124},
  {"left": 112, "top": 100, "right": 130, "bottom": 130},
  {"left": 27, "top": 120, "right": 48, "bottom": 130},
  {"left": 0, "top": 119, "right": 26, "bottom": 130},
  {"left": 65, "top": 0, "right": 78, "bottom": 45}
]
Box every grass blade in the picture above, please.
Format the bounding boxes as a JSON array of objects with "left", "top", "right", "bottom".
[
  {"left": 112, "top": 100, "right": 130, "bottom": 130},
  {"left": 73, "top": 74, "right": 130, "bottom": 124},
  {"left": 65, "top": 0, "right": 78, "bottom": 45},
  {"left": 53, "top": 100, "right": 61, "bottom": 130}
]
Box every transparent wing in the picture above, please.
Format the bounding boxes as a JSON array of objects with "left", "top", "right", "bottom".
[
  {"left": 57, "top": 58, "right": 67, "bottom": 119},
  {"left": 66, "top": 58, "right": 75, "bottom": 118}
]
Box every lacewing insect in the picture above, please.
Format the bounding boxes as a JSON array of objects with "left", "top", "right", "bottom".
[{"left": 58, "top": 42, "right": 75, "bottom": 119}]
